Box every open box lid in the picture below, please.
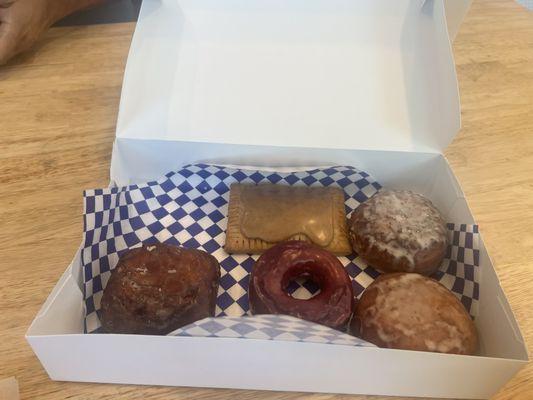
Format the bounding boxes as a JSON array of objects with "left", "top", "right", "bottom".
[{"left": 116, "top": 0, "right": 471, "bottom": 154}]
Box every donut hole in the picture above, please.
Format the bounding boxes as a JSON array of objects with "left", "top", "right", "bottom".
[{"left": 284, "top": 273, "right": 322, "bottom": 300}]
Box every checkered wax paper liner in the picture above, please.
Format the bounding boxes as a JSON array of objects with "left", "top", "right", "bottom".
[
  {"left": 82, "top": 164, "right": 480, "bottom": 335},
  {"left": 169, "top": 314, "right": 373, "bottom": 346}
]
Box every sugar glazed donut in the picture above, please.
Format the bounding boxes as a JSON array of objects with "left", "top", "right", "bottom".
[
  {"left": 249, "top": 241, "right": 354, "bottom": 329},
  {"left": 355, "top": 273, "right": 477, "bottom": 355},
  {"left": 349, "top": 190, "right": 448, "bottom": 275},
  {"left": 100, "top": 243, "right": 220, "bottom": 335}
]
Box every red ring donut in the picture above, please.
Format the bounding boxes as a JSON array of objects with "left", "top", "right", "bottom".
[{"left": 249, "top": 240, "right": 354, "bottom": 329}]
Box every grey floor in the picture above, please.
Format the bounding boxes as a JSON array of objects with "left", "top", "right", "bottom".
[
  {"left": 55, "top": 0, "right": 142, "bottom": 26},
  {"left": 517, "top": 0, "right": 533, "bottom": 9},
  {"left": 55, "top": 0, "right": 531, "bottom": 27}
]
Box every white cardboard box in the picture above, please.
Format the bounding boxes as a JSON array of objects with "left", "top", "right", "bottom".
[{"left": 27, "top": 0, "right": 528, "bottom": 398}]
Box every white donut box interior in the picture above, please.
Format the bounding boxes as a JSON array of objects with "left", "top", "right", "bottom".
[{"left": 26, "top": 0, "right": 528, "bottom": 398}]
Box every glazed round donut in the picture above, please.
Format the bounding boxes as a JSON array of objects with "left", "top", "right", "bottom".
[
  {"left": 249, "top": 240, "right": 354, "bottom": 329},
  {"left": 355, "top": 273, "right": 477, "bottom": 355},
  {"left": 349, "top": 190, "right": 448, "bottom": 275}
]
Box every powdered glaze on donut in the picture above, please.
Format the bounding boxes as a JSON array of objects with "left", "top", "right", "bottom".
[
  {"left": 349, "top": 190, "right": 448, "bottom": 275},
  {"left": 355, "top": 273, "right": 477, "bottom": 355}
]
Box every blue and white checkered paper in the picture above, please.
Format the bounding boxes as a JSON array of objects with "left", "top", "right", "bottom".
[
  {"left": 170, "top": 314, "right": 372, "bottom": 346},
  {"left": 82, "top": 164, "right": 480, "bottom": 336}
]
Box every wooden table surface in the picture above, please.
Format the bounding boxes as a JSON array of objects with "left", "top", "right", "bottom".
[{"left": 1, "top": 0, "right": 532, "bottom": 399}]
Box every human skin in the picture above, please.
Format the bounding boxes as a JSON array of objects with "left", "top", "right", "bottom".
[{"left": 0, "top": 0, "right": 108, "bottom": 64}]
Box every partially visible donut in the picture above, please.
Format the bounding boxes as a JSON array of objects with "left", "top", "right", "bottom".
[
  {"left": 349, "top": 190, "right": 448, "bottom": 275},
  {"left": 249, "top": 241, "right": 354, "bottom": 329},
  {"left": 100, "top": 243, "right": 220, "bottom": 335},
  {"left": 355, "top": 273, "right": 477, "bottom": 355}
]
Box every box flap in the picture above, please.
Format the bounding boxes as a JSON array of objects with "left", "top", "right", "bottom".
[
  {"left": 116, "top": 0, "right": 462, "bottom": 153},
  {"left": 444, "top": 0, "right": 472, "bottom": 41}
]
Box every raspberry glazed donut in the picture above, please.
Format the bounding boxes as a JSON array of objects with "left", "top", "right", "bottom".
[
  {"left": 355, "top": 273, "right": 477, "bottom": 355},
  {"left": 349, "top": 190, "right": 448, "bottom": 275},
  {"left": 249, "top": 240, "right": 354, "bottom": 329}
]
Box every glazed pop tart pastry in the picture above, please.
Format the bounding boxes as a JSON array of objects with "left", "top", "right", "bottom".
[{"left": 224, "top": 184, "right": 351, "bottom": 255}]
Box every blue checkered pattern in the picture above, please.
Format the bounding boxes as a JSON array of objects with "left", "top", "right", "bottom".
[
  {"left": 82, "top": 164, "right": 480, "bottom": 334},
  {"left": 433, "top": 223, "right": 480, "bottom": 316},
  {"left": 170, "top": 314, "right": 374, "bottom": 347}
]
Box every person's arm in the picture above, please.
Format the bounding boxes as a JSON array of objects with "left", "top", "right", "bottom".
[{"left": 0, "top": 0, "right": 109, "bottom": 65}]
